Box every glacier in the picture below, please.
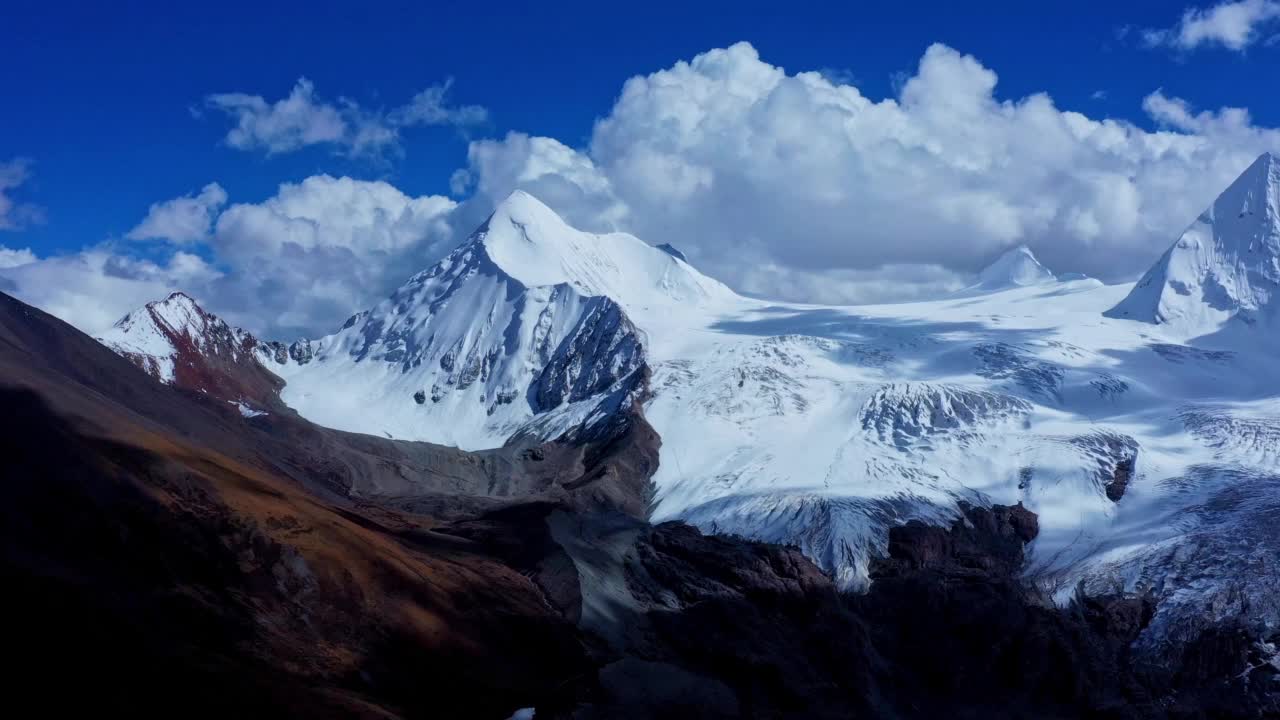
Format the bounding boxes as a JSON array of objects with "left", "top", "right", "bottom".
[{"left": 102, "top": 154, "right": 1280, "bottom": 647}]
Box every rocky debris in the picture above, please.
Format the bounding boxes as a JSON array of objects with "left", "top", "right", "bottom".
[{"left": 413, "top": 389, "right": 426, "bottom": 404}]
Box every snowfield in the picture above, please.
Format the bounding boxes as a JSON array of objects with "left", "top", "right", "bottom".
[{"left": 103, "top": 154, "right": 1280, "bottom": 646}]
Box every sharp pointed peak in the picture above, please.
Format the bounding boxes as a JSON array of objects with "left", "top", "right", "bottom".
[
  {"left": 998, "top": 243, "right": 1036, "bottom": 258},
  {"left": 1222, "top": 151, "right": 1280, "bottom": 195},
  {"left": 975, "top": 244, "right": 1054, "bottom": 289},
  {"left": 1204, "top": 150, "right": 1280, "bottom": 226},
  {"left": 107, "top": 291, "right": 218, "bottom": 335},
  {"left": 1105, "top": 149, "right": 1280, "bottom": 331},
  {"left": 157, "top": 290, "right": 201, "bottom": 307},
  {"left": 490, "top": 188, "right": 562, "bottom": 219}
]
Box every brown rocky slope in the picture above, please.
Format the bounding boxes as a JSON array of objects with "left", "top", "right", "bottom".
[{"left": 2, "top": 290, "right": 1276, "bottom": 718}]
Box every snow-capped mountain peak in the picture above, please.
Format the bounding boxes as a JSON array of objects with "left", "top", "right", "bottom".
[
  {"left": 469, "top": 190, "right": 736, "bottom": 317},
  {"left": 1107, "top": 152, "right": 1280, "bottom": 335},
  {"left": 98, "top": 292, "right": 282, "bottom": 410},
  {"left": 974, "top": 244, "right": 1056, "bottom": 289},
  {"left": 100, "top": 291, "right": 246, "bottom": 381},
  {"left": 99, "top": 174, "right": 1280, "bottom": 648},
  {"left": 253, "top": 190, "right": 665, "bottom": 447}
]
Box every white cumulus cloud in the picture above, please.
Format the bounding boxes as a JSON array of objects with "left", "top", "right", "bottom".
[
  {"left": 390, "top": 78, "right": 489, "bottom": 128},
  {"left": 204, "top": 78, "right": 488, "bottom": 157},
  {"left": 0, "top": 245, "right": 37, "bottom": 269},
  {"left": 206, "top": 175, "right": 457, "bottom": 334},
  {"left": 1143, "top": 0, "right": 1280, "bottom": 51},
  {"left": 8, "top": 42, "right": 1280, "bottom": 335},
  {"left": 0, "top": 247, "right": 221, "bottom": 333},
  {"left": 126, "top": 182, "right": 227, "bottom": 244},
  {"left": 205, "top": 79, "right": 348, "bottom": 154},
  {"left": 455, "top": 42, "right": 1280, "bottom": 302},
  {"left": 1, "top": 176, "right": 457, "bottom": 337}
]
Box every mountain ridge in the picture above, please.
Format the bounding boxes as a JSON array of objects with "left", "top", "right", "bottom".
[
  {"left": 98, "top": 165, "right": 1280, "bottom": 666},
  {"left": 12, "top": 284, "right": 1275, "bottom": 716},
  {"left": 1107, "top": 151, "right": 1280, "bottom": 336}
]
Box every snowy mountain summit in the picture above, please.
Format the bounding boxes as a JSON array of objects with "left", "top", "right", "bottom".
[
  {"left": 98, "top": 291, "right": 286, "bottom": 411},
  {"left": 104, "top": 164, "right": 1280, "bottom": 651},
  {"left": 974, "top": 244, "right": 1056, "bottom": 289},
  {"left": 1107, "top": 152, "right": 1280, "bottom": 336},
  {"left": 258, "top": 190, "right": 734, "bottom": 447}
]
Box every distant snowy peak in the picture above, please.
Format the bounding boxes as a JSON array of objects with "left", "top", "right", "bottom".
[
  {"left": 1107, "top": 152, "right": 1280, "bottom": 335},
  {"left": 974, "top": 245, "right": 1056, "bottom": 290},
  {"left": 99, "top": 292, "right": 285, "bottom": 411},
  {"left": 468, "top": 190, "right": 737, "bottom": 318},
  {"left": 100, "top": 292, "right": 245, "bottom": 382}
]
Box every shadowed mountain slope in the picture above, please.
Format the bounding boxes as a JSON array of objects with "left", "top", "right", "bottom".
[{"left": 3, "top": 289, "right": 1276, "bottom": 718}]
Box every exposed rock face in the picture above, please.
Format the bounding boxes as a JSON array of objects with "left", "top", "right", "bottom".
[
  {"left": 97, "top": 292, "right": 285, "bottom": 411},
  {"left": 1108, "top": 456, "right": 1135, "bottom": 501},
  {"left": 538, "top": 499, "right": 1277, "bottom": 719},
  {"left": 655, "top": 243, "right": 688, "bottom": 262},
  {"left": 260, "top": 337, "right": 316, "bottom": 366},
  {"left": 878, "top": 501, "right": 1038, "bottom": 576},
  {"left": 1070, "top": 431, "right": 1140, "bottom": 502},
  {"left": 530, "top": 296, "right": 645, "bottom": 413}
]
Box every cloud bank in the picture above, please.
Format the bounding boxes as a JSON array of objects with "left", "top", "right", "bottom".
[
  {"left": 455, "top": 42, "right": 1280, "bottom": 304},
  {"left": 127, "top": 182, "right": 228, "bottom": 244},
  {"left": 4, "top": 42, "right": 1280, "bottom": 337},
  {"left": 3, "top": 177, "right": 456, "bottom": 337}
]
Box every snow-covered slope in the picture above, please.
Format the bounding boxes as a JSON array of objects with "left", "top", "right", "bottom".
[
  {"left": 104, "top": 159, "right": 1280, "bottom": 649},
  {"left": 1107, "top": 152, "right": 1280, "bottom": 337},
  {"left": 98, "top": 292, "right": 284, "bottom": 412},
  {"left": 260, "top": 190, "right": 733, "bottom": 447},
  {"left": 99, "top": 292, "right": 227, "bottom": 383}
]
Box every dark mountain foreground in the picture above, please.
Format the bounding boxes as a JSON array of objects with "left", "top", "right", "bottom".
[{"left": 1, "top": 290, "right": 1275, "bottom": 719}]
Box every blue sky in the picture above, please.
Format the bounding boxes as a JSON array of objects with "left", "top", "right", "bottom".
[{"left": 2, "top": 0, "right": 1279, "bottom": 335}]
